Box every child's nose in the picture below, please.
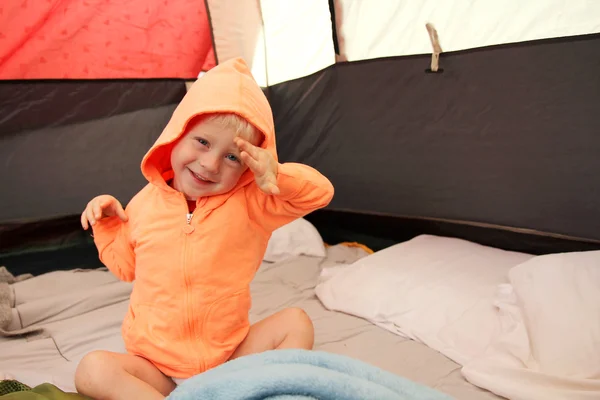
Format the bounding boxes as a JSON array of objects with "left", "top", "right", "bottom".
[{"left": 201, "top": 154, "right": 220, "bottom": 174}]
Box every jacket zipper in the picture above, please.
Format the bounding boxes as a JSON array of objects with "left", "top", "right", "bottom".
[{"left": 182, "top": 208, "right": 204, "bottom": 371}]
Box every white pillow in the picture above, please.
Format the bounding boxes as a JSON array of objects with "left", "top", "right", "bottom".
[
  {"left": 462, "top": 250, "right": 600, "bottom": 400},
  {"left": 315, "top": 234, "right": 533, "bottom": 365},
  {"left": 264, "top": 218, "right": 326, "bottom": 262},
  {"left": 511, "top": 250, "right": 600, "bottom": 377}
]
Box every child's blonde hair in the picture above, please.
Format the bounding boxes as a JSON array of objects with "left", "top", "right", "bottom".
[{"left": 204, "top": 113, "right": 263, "bottom": 146}]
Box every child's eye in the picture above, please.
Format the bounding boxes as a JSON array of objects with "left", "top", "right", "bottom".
[
  {"left": 196, "top": 138, "right": 208, "bottom": 146},
  {"left": 226, "top": 154, "right": 239, "bottom": 162}
]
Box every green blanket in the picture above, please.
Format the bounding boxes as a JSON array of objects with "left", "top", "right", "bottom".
[{"left": 0, "top": 381, "right": 90, "bottom": 400}]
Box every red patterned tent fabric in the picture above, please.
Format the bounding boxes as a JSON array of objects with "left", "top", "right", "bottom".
[{"left": 0, "top": 0, "right": 215, "bottom": 79}]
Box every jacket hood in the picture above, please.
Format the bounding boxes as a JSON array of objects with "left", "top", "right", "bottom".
[{"left": 140, "top": 57, "right": 276, "bottom": 193}]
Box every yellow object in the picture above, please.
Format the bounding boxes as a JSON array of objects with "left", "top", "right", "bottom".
[{"left": 325, "top": 242, "right": 374, "bottom": 254}]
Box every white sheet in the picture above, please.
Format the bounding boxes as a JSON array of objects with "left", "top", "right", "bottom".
[
  {"left": 462, "top": 251, "right": 600, "bottom": 400},
  {"left": 263, "top": 218, "right": 327, "bottom": 262}
]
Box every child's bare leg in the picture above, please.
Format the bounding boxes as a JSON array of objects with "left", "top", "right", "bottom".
[
  {"left": 229, "top": 307, "right": 314, "bottom": 360},
  {"left": 75, "top": 350, "right": 176, "bottom": 400}
]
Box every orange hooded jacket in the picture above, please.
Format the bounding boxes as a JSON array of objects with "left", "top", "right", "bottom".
[{"left": 91, "top": 58, "right": 334, "bottom": 378}]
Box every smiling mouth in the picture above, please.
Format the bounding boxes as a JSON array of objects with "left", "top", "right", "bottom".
[{"left": 188, "top": 168, "right": 215, "bottom": 184}]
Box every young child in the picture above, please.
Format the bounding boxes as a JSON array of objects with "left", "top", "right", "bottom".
[{"left": 74, "top": 58, "right": 334, "bottom": 400}]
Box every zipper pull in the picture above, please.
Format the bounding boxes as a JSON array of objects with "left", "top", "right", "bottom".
[{"left": 183, "top": 213, "right": 194, "bottom": 234}]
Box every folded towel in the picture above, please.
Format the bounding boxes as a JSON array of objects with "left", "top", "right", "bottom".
[{"left": 167, "top": 349, "right": 454, "bottom": 400}]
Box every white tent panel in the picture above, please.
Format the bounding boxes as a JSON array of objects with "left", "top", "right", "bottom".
[
  {"left": 205, "top": 0, "right": 267, "bottom": 85},
  {"left": 335, "top": 0, "right": 600, "bottom": 62},
  {"left": 207, "top": 0, "right": 335, "bottom": 87},
  {"left": 260, "top": 0, "right": 336, "bottom": 86}
]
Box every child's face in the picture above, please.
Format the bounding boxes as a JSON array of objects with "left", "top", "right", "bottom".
[{"left": 170, "top": 118, "right": 259, "bottom": 200}]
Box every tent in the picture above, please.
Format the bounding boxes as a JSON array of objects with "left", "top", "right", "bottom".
[
  {"left": 2, "top": 0, "right": 600, "bottom": 268},
  {"left": 1, "top": 2, "right": 600, "bottom": 399}
]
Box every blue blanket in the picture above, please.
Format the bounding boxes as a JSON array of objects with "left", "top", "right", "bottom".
[{"left": 167, "top": 349, "right": 455, "bottom": 400}]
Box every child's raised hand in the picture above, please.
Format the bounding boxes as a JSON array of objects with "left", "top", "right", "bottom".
[
  {"left": 81, "top": 195, "right": 128, "bottom": 230},
  {"left": 234, "top": 137, "right": 280, "bottom": 195}
]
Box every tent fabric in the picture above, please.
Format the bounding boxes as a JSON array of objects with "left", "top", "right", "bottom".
[
  {"left": 332, "top": 0, "right": 600, "bottom": 62},
  {"left": 2, "top": 2, "right": 600, "bottom": 250},
  {"left": 1, "top": 103, "right": 181, "bottom": 223},
  {"left": 1, "top": 1, "right": 599, "bottom": 82},
  {"left": 207, "top": 0, "right": 336, "bottom": 87},
  {"left": 270, "top": 33, "right": 600, "bottom": 242},
  {"left": 0, "top": 80, "right": 187, "bottom": 224},
  {"left": 0, "top": 80, "right": 185, "bottom": 138},
  {"left": 305, "top": 210, "right": 600, "bottom": 256},
  {"left": 0, "top": 0, "right": 215, "bottom": 79}
]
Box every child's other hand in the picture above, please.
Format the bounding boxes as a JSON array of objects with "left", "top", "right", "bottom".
[
  {"left": 234, "top": 137, "right": 280, "bottom": 195},
  {"left": 81, "top": 195, "right": 128, "bottom": 230}
]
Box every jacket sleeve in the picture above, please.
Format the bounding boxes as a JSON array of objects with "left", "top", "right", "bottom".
[
  {"left": 245, "top": 162, "right": 334, "bottom": 232},
  {"left": 91, "top": 216, "right": 135, "bottom": 282}
]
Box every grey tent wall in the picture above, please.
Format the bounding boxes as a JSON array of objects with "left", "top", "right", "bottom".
[
  {"left": 269, "top": 33, "right": 600, "bottom": 244},
  {"left": 0, "top": 80, "right": 187, "bottom": 224},
  {"left": 0, "top": 79, "right": 187, "bottom": 275}
]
